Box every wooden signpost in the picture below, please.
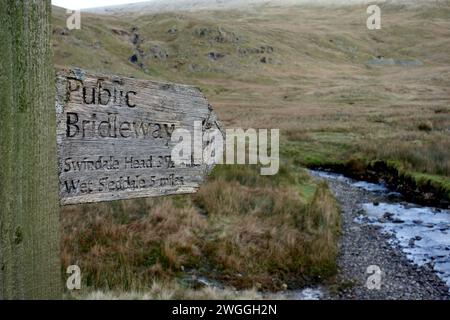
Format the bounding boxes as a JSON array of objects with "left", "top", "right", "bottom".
[
  {"left": 1, "top": 1, "right": 61, "bottom": 299},
  {"left": 56, "top": 68, "right": 223, "bottom": 205},
  {"left": 1, "top": 0, "right": 223, "bottom": 299}
]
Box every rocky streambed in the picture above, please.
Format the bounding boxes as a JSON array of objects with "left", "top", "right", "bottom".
[{"left": 310, "top": 170, "right": 450, "bottom": 300}]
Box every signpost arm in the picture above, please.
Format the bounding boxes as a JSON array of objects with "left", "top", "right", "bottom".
[{"left": 0, "top": 1, "right": 61, "bottom": 299}]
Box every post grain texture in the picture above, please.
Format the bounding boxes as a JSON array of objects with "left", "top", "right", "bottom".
[
  {"left": 0, "top": 1, "right": 61, "bottom": 299},
  {"left": 56, "top": 68, "right": 223, "bottom": 205}
]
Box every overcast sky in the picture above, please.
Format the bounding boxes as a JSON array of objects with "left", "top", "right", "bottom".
[
  {"left": 52, "top": 0, "right": 392, "bottom": 10},
  {"left": 52, "top": 0, "right": 151, "bottom": 10}
]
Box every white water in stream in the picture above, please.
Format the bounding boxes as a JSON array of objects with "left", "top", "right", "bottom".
[
  {"left": 310, "top": 170, "right": 450, "bottom": 291},
  {"left": 359, "top": 203, "right": 450, "bottom": 289}
]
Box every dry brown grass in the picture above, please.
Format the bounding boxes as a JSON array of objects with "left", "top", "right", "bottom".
[
  {"left": 61, "top": 165, "right": 340, "bottom": 293},
  {"left": 61, "top": 198, "right": 208, "bottom": 290},
  {"left": 77, "top": 280, "right": 266, "bottom": 300}
]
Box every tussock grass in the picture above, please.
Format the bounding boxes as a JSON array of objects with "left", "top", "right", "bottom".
[
  {"left": 362, "top": 133, "right": 450, "bottom": 176},
  {"left": 61, "top": 164, "right": 340, "bottom": 293},
  {"left": 77, "top": 280, "right": 268, "bottom": 300},
  {"left": 62, "top": 198, "right": 208, "bottom": 290}
]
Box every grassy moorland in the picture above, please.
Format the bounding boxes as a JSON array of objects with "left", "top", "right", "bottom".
[
  {"left": 62, "top": 165, "right": 340, "bottom": 296},
  {"left": 53, "top": 1, "right": 449, "bottom": 297}
]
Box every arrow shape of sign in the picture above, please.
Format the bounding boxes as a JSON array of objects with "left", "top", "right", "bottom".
[{"left": 56, "top": 68, "right": 224, "bottom": 205}]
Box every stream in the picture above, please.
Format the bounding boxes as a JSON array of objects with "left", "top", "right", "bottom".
[
  {"left": 310, "top": 170, "right": 450, "bottom": 298},
  {"left": 183, "top": 170, "right": 450, "bottom": 300}
]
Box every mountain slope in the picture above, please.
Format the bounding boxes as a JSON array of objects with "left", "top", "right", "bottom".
[
  {"left": 86, "top": 0, "right": 429, "bottom": 14},
  {"left": 53, "top": 1, "right": 450, "bottom": 181}
]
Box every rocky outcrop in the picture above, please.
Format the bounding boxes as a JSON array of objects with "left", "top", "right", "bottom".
[
  {"left": 128, "top": 27, "right": 147, "bottom": 70},
  {"left": 238, "top": 45, "right": 274, "bottom": 55},
  {"left": 150, "top": 45, "right": 169, "bottom": 60},
  {"left": 194, "top": 26, "right": 243, "bottom": 44},
  {"left": 208, "top": 51, "right": 224, "bottom": 61},
  {"left": 167, "top": 26, "right": 177, "bottom": 34}
]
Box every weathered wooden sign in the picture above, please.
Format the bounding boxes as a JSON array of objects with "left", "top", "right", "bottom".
[{"left": 56, "top": 68, "right": 223, "bottom": 205}]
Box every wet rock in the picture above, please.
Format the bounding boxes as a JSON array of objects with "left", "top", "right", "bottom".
[
  {"left": 409, "top": 236, "right": 422, "bottom": 247},
  {"left": 129, "top": 54, "right": 138, "bottom": 64},
  {"left": 378, "top": 218, "right": 388, "bottom": 224},
  {"left": 383, "top": 212, "right": 395, "bottom": 220},
  {"left": 132, "top": 33, "right": 140, "bottom": 45},
  {"left": 310, "top": 169, "right": 450, "bottom": 300},
  {"left": 130, "top": 27, "right": 143, "bottom": 48},
  {"left": 128, "top": 27, "right": 147, "bottom": 68}
]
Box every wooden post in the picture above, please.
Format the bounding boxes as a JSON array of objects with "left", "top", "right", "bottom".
[{"left": 0, "top": 1, "right": 61, "bottom": 299}]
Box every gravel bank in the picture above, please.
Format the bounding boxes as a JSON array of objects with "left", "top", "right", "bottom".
[{"left": 312, "top": 171, "right": 450, "bottom": 300}]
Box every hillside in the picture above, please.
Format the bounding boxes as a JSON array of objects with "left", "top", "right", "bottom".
[
  {"left": 86, "top": 0, "right": 438, "bottom": 14},
  {"left": 53, "top": 1, "right": 450, "bottom": 297},
  {"left": 54, "top": 2, "right": 450, "bottom": 176}
]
